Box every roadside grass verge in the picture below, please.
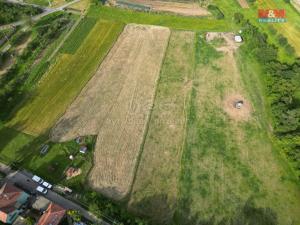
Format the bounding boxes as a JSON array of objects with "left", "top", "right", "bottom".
[
  {"left": 7, "top": 20, "right": 124, "bottom": 135},
  {"left": 88, "top": 6, "right": 237, "bottom": 32},
  {"left": 128, "top": 30, "right": 195, "bottom": 224}
]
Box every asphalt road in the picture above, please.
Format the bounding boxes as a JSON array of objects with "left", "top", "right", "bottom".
[{"left": 4, "top": 170, "right": 109, "bottom": 225}]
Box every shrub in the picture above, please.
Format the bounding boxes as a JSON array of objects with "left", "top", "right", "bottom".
[{"left": 207, "top": 5, "right": 224, "bottom": 19}]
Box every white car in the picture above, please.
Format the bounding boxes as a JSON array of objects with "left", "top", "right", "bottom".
[
  {"left": 42, "top": 181, "right": 52, "bottom": 189},
  {"left": 36, "top": 186, "right": 48, "bottom": 194},
  {"left": 32, "top": 175, "right": 43, "bottom": 184}
]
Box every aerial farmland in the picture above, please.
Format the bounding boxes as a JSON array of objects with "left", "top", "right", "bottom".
[{"left": 0, "top": 0, "right": 299, "bottom": 225}]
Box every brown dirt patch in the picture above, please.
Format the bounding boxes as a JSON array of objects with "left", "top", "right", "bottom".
[
  {"left": 291, "top": 0, "right": 300, "bottom": 12},
  {"left": 123, "top": 0, "right": 210, "bottom": 16},
  {"left": 51, "top": 24, "right": 170, "bottom": 200},
  {"left": 223, "top": 94, "right": 252, "bottom": 121},
  {"left": 237, "top": 0, "right": 249, "bottom": 8}
]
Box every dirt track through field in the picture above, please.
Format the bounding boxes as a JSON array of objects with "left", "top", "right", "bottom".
[
  {"left": 51, "top": 24, "right": 170, "bottom": 200},
  {"left": 237, "top": 0, "right": 249, "bottom": 8}
]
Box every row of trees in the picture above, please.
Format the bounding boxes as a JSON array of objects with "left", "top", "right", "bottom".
[
  {"left": 234, "top": 13, "right": 300, "bottom": 177},
  {"left": 0, "top": 1, "right": 43, "bottom": 25}
]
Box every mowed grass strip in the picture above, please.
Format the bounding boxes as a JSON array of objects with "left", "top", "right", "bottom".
[
  {"left": 7, "top": 20, "right": 124, "bottom": 135},
  {"left": 129, "top": 31, "right": 195, "bottom": 224},
  {"left": 60, "top": 16, "right": 97, "bottom": 54},
  {"left": 88, "top": 6, "right": 237, "bottom": 31}
]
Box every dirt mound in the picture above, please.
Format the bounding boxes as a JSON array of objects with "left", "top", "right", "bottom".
[{"left": 223, "top": 94, "right": 251, "bottom": 121}]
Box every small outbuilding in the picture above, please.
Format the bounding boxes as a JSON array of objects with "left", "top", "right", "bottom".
[
  {"left": 79, "top": 145, "right": 87, "bottom": 154},
  {"left": 234, "top": 35, "right": 243, "bottom": 43}
]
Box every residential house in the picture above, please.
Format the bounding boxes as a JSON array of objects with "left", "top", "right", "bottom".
[
  {"left": 36, "top": 202, "right": 66, "bottom": 225},
  {"left": 0, "top": 183, "right": 29, "bottom": 224}
]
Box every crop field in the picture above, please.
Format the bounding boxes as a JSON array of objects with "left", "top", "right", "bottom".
[
  {"left": 173, "top": 35, "right": 300, "bottom": 225},
  {"left": 51, "top": 24, "right": 170, "bottom": 200},
  {"left": 128, "top": 30, "right": 195, "bottom": 224},
  {"left": 7, "top": 20, "right": 124, "bottom": 135},
  {"left": 60, "top": 17, "right": 97, "bottom": 54}
]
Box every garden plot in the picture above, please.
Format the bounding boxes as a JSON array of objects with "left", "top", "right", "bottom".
[
  {"left": 128, "top": 31, "right": 195, "bottom": 224},
  {"left": 52, "top": 24, "right": 170, "bottom": 200}
]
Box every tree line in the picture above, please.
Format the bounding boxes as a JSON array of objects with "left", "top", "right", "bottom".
[
  {"left": 0, "top": 1, "right": 43, "bottom": 25},
  {"left": 234, "top": 13, "right": 300, "bottom": 178}
]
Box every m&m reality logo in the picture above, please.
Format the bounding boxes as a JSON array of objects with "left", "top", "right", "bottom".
[{"left": 258, "top": 9, "right": 287, "bottom": 23}]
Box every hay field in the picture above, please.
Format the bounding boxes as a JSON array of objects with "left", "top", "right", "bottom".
[
  {"left": 7, "top": 20, "right": 124, "bottom": 135},
  {"left": 52, "top": 24, "right": 170, "bottom": 200},
  {"left": 128, "top": 31, "right": 195, "bottom": 224},
  {"left": 174, "top": 34, "right": 300, "bottom": 225}
]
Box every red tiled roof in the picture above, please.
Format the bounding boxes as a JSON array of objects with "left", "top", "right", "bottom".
[
  {"left": 37, "top": 202, "right": 66, "bottom": 225},
  {"left": 0, "top": 183, "right": 23, "bottom": 214}
]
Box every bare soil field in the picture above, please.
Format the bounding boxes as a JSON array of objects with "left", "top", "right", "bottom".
[
  {"left": 52, "top": 24, "right": 170, "bottom": 200},
  {"left": 124, "top": 0, "right": 210, "bottom": 16},
  {"left": 237, "top": 0, "right": 249, "bottom": 8},
  {"left": 128, "top": 31, "right": 195, "bottom": 224},
  {"left": 223, "top": 94, "right": 252, "bottom": 121}
]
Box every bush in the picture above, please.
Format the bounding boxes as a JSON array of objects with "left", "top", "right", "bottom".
[
  {"left": 207, "top": 5, "right": 224, "bottom": 19},
  {"left": 10, "top": 31, "right": 31, "bottom": 46},
  {"left": 277, "top": 34, "right": 288, "bottom": 46},
  {"left": 234, "top": 12, "right": 244, "bottom": 24}
]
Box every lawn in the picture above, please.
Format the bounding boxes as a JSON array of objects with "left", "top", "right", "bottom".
[
  {"left": 88, "top": 6, "right": 238, "bottom": 32},
  {"left": 174, "top": 34, "right": 300, "bottom": 225},
  {"left": 7, "top": 20, "right": 124, "bottom": 135},
  {"left": 129, "top": 30, "right": 195, "bottom": 224}
]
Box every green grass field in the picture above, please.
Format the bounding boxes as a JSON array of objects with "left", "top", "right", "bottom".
[
  {"left": 88, "top": 6, "right": 238, "bottom": 32},
  {"left": 7, "top": 20, "right": 124, "bottom": 135},
  {"left": 173, "top": 35, "right": 300, "bottom": 225}
]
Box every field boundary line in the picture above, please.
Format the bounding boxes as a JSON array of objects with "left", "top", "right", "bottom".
[{"left": 127, "top": 30, "right": 172, "bottom": 201}]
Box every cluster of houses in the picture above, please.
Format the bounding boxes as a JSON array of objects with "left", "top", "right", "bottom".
[{"left": 0, "top": 182, "right": 67, "bottom": 225}]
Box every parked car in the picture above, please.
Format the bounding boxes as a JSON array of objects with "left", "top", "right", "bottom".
[
  {"left": 42, "top": 181, "right": 52, "bottom": 189},
  {"left": 36, "top": 186, "right": 48, "bottom": 194},
  {"left": 32, "top": 175, "right": 43, "bottom": 184},
  {"left": 40, "top": 144, "right": 50, "bottom": 155}
]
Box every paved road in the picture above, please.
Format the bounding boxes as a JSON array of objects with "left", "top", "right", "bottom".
[
  {"left": 0, "top": 0, "right": 80, "bottom": 30},
  {"left": 0, "top": 165, "right": 110, "bottom": 225}
]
